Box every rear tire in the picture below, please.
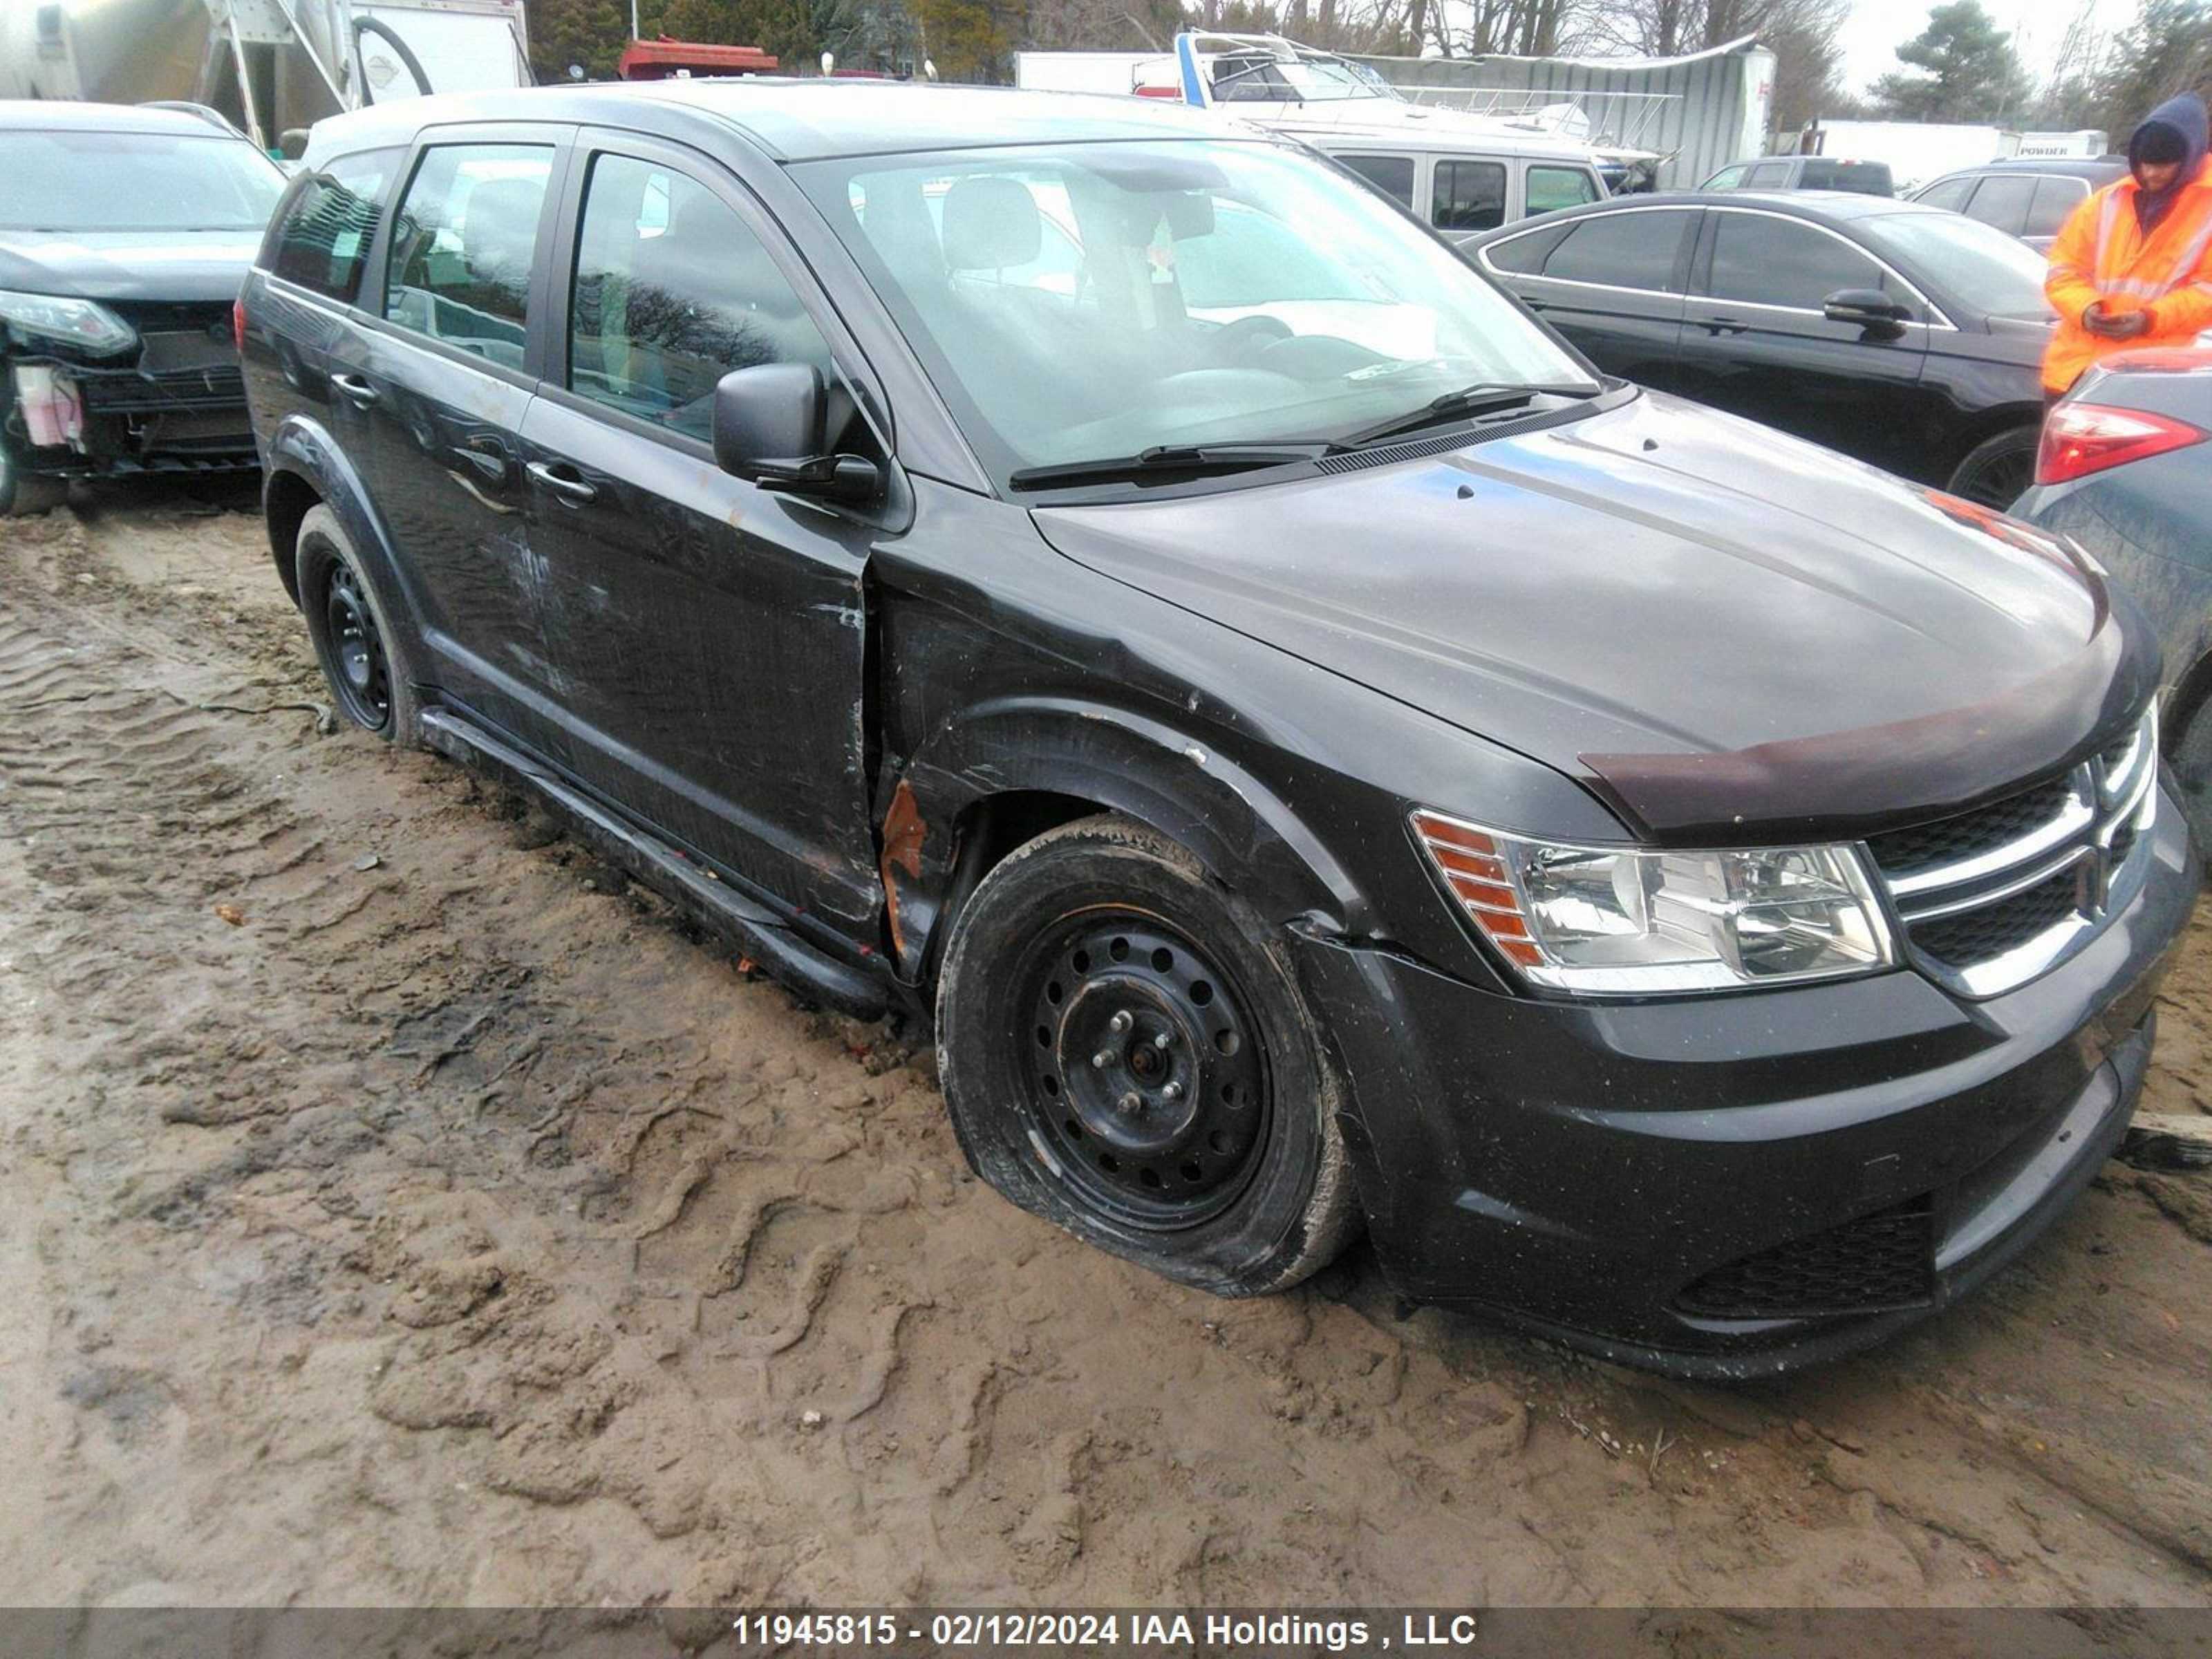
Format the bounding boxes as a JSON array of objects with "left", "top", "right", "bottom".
[
  {"left": 1946, "top": 426, "right": 2038, "bottom": 509},
  {"left": 296, "top": 505, "right": 420, "bottom": 746},
  {"left": 2168, "top": 691, "right": 2212, "bottom": 862},
  {"left": 935, "top": 813, "right": 1359, "bottom": 1297},
  {"left": 0, "top": 443, "right": 66, "bottom": 517}
]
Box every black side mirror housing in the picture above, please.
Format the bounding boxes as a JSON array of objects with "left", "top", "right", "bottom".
[
  {"left": 711, "top": 362, "right": 881, "bottom": 504},
  {"left": 1823, "top": 288, "right": 1911, "bottom": 336}
]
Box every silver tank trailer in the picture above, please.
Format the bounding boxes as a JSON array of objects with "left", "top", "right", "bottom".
[{"left": 0, "top": 0, "right": 508, "bottom": 150}]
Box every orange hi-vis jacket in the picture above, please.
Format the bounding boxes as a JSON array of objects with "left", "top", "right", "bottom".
[{"left": 2044, "top": 158, "right": 2212, "bottom": 392}]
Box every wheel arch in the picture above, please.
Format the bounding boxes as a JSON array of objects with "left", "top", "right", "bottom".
[
  {"left": 881, "top": 697, "right": 1369, "bottom": 993},
  {"left": 262, "top": 415, "right": 414, "bottom": 626}
]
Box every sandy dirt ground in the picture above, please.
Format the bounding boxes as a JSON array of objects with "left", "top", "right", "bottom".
[{"left": 2, "top": 486, "right": 2211, "bottom": 1624}]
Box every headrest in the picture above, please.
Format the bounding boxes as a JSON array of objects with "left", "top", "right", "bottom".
[{"left": 942, "top": 176, "right": 1041, "bottom": 272}]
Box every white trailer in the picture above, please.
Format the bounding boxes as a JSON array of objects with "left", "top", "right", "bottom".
[{"left": 0, "top": 0, "right": 532, "bottom": 155}]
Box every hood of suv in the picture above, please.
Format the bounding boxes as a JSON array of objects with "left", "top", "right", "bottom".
[
  {"left": 0, "top": 229, "right": 263, "bottom": 306},
  {"left": 1033, "top": 393, "right": 2153, "bottom": 843}
]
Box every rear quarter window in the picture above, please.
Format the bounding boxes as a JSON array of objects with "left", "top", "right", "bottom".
[{"left": 263, "top": 147, "right": 399, "bottom": 304}]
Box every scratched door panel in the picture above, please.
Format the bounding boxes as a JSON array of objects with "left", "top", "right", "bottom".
[{"left": 516, "top": 394, "right": 879, "bottom": 933}]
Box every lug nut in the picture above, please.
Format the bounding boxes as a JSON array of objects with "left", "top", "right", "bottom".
[
  {"left": 1152, "top": 1031, "right": 1171, "bottom": 1050},
  {"left": 1109, "top": 1011, "right": 1132, "bottom": 1034},
  {"left": 1163, "top": 1080, "right": 1183, "bottom": 1101},
  {"left": 1091, "top": 1050, "right": 1111, "bottom": 1069},
  {"left": 1117, "top": 1091, "right": 1141, "bottom": 1115}
]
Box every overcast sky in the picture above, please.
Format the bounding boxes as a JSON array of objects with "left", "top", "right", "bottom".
[{"left": 1837, "top": 0, "right": 2083, "bottom": 98}]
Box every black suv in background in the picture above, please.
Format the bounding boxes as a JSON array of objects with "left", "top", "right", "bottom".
[
  {"left": 1911, "top": 158, "right": 2130, "bottom": 250},
  {"left": 0, "top": 101, "right": 285, "bottom": 514},
  {"left": 240, "top": 82, "right": 2191, "bottom": 1377},
  {"left": 1700, "top": 155, "right": 1895, "bottom": 195}
]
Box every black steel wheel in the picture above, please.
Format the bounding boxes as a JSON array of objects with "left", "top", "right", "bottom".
[
  {"left": 324, "top": 559, "right": 392, "bottom": 731},
  {"left": 936, "top": 814, "right": 1359, "bottom": 1297},
  {"left": 1947, "top": 425, "right": 2038, "bottom": 509},
  {"left": 296, "top": 505, "right": 420, "bottom": 745},
  {"left": 1018, "top": 914, "right": 1271, "bottom": 1229}
]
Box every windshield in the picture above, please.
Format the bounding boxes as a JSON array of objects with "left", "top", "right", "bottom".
[
  {"left": 1859, "top": 210, "right": 2052, "bottom": 317},
  {"left": 0, "top": 130, "right": 285, "bottom": 232},
  {"left": 1211, "top": 55, "right": 1397, "bottom": 104},
  {"left": 798, "top": 140, "right": 1596, "bottom": 483}
]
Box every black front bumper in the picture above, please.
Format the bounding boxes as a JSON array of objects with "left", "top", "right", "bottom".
[{"left": 1301, "top": 783, "right": 2197, "bottom": 1379}]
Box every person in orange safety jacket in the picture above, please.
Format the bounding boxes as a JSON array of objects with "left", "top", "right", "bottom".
[{"left": 2044, "top": 91, "right": 2212, "bottom": 396}]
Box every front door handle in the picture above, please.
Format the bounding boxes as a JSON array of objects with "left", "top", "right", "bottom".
[
  {"left": 331, "top": 372, "right": 381, "bottom": 409},
  {"left": 526, "top": 460, "right": 599, "bottom": 505},
  {"left": 1699, "top": 317, "right": 1750, "bottom": 336}
]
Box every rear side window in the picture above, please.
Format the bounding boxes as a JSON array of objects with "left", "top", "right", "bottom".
[
  {"left": 1432, "top": 160, "right": 1506, "bottom": 233},
  {"left": 1914, "top": 175, "right": 1974, "bottom": 212},
  {"left": 2027, "top": 175, "right": 2088, "bottom": 238},
  {"left": 383, "top": 143, "right": 553, "bottom": 371},
  {"left": 1543, "top": 209, "right": 1694, "bottom": 291},
  {"left": 1745, "top": 162, "right": 1792, "bottom": 188},
  {"left": 1964, "top": 173, "right": 2036, "bottom": 234},
  {"left": 1708, "top": 212, "right": 1882, "bottom": 310},
  {"left": 1338, "top": 153, "right": 1414, "bottom": 209},
  {"left": 569, "top": 153, "right": 831, "bottom": 441},
  {"left": 1528, "top": 166, "right": 1602, "bottom": 215},
  {"left": 266, "top": 148, "right": 395, "bottom": 303},
  {"left": 1483, "top": 222, "right": 1571, "bottom": 274},
  {"left": 1803, "top": 160, "right": 1893, "bottom": 195}
]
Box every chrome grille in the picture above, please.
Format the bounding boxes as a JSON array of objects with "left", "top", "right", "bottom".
[{"left": 1866, "top": 704, "right": 2162, "bottom": 998}]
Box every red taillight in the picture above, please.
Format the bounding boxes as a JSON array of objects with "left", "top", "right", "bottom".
[
  {"left": 232, "top": 297, "right": 245, "bottom": 353},
  {"left": 2036, "top": 402, "right": 2205, "bottom": 485}
]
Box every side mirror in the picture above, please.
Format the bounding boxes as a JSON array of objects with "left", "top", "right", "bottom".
[
  {"left": 1823, "top": 288, "right": 1911, "bottom": 336},
  {"left": 711, "top": 362, "right": 881, "bottom": 504},
  {"left": 278, "top": 128, "right": 310, "bottom": 161}
]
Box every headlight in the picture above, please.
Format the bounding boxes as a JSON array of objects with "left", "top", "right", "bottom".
[
  {"left": 0, "top": 288, "right": 137, "bottom": 356},
  {"left": 1412, "top": 811, "right": 1896, "bottom": 995}
]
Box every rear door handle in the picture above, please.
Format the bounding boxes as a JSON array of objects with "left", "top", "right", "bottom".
[
  {"left": 526, "top": 460, "right": 599, "bottom": 505},
  {"left": 1698, "top": 317, "right": 1750, "bottom": 336},
  {"left": 449, "top": 442, "right": 509, "bottom": 485},
  {"left": 330, "top": 372, "right": 380, "bottom": 409}
]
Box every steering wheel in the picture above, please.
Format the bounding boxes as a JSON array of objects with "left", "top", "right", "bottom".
[{"left": 1207, "top": 315, "right": 1294, "bottom": 365}]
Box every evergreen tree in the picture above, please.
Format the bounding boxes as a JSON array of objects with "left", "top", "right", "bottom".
[{"left": 1872, "top": 1, "right": 2032, "bottom": 122}]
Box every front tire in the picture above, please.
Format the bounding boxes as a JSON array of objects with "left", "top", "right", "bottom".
[
  {"left": 1946, "top": 426, "right": 2038, "bottom": 509},
  {"left": 935, "top": 814, "right": 1358, "bottom": 1296},
  {"left": 296, "top": 505, "right": 420, "bottom": 745},
  {"left": 0, "top": 442, "right": 66, "bottom": 517}
]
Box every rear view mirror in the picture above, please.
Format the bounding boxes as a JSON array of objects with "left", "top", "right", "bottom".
[
  {"left": 1824, "top": 288, "right": 1911, "bottom": 336},
  {"left": 711, "top": 362, "right": 881, "bottom": 505}
]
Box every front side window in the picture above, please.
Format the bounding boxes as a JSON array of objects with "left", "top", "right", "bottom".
[
  {"left": 1544, "top": 209, "right": 1695, "bottom": 291},
  {"left": 382, "top": 143, "right": 552, "bottom": 370},
  {"left": 1707, "top": 213, "right": 1882, "bottom": 311},
  {"left": 798, "top": 140, "right": 1593, "bottom": 481},
  {"left": 1527, "top": 166, "right": 1602, "bottom": 216},
  {"left": 0, "top": 129, "right": 284, "bottom": 232},
  {"left": 1744, "top": 162, "right": 1792, "bottom": 188},
  {"left": 268, "top": 148, "right": 396, "bottom": 303},
  {"left": 569, "top": 153, "right": 830, "bottom": 440},
  {"left": 1337, "top": 153, "right": 1414, "bottom": 209},
  {"left": 1432, "top": 160, "right": 1506, "bottom": 233},
  {"left": 1703, "top": 165, "right": 1748, "bottom": 190}
]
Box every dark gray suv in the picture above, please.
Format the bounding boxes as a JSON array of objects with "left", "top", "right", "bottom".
[{"left": 238, "top": 81, "right": 2192, "bottom": 1377}]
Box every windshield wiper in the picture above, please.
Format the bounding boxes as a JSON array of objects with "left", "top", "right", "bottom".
[
  {"left": 1007, "top": 440, "right": 1340, "bottom": 492},
  {"left": 1342, "top": 381, "right": 1602, "bottom": 449}
]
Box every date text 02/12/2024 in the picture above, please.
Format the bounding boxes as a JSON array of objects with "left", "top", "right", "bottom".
[{"left": 724, "top": 1612, "right": 1485, "bottom": 1649}]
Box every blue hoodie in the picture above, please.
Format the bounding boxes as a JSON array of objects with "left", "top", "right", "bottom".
[{"left": 2128, "top": 91, "right": 2209, "bottom": 232}]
